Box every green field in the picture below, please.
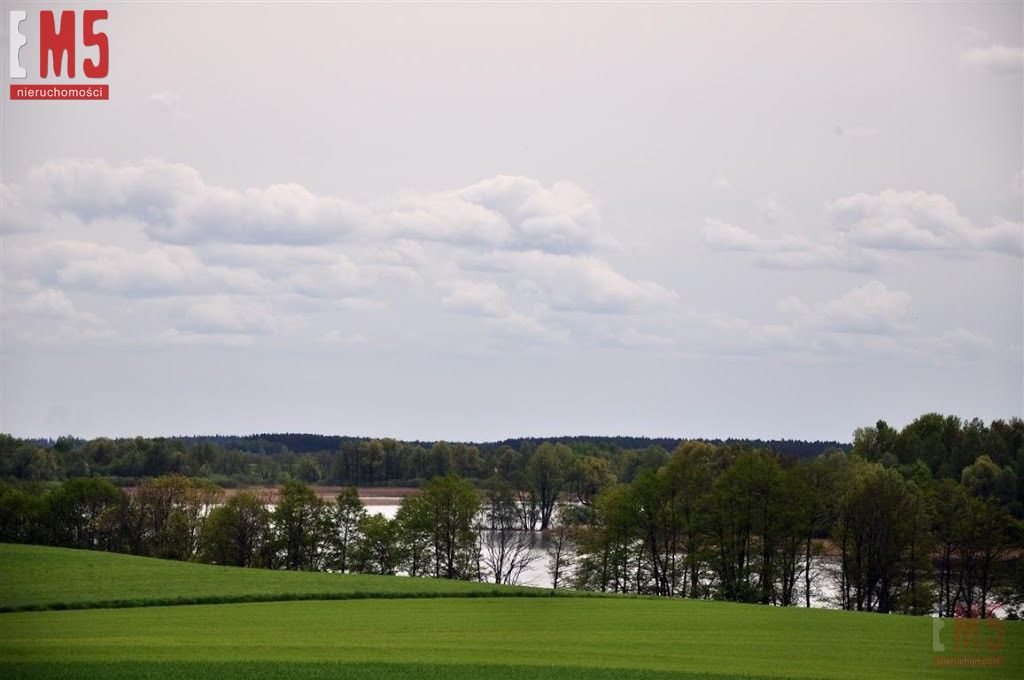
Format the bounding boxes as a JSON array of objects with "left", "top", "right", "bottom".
[
  {"left": 1, "top": 545, "right": 1019, "bottom": 679},
  {"left": 0, "top": 543, "right": 540, "bottom": 611}
]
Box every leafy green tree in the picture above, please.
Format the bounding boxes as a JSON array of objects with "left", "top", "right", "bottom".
[
  {"left": 352, "top": 514, "right": 401, "bottom": 575},
  {"left": 570, "top": 456, "right": 616, "bottom": 506},
  {"left": 962, "top": 455, "right": 1017, "bottom": 505},
  {"left": 198, "top": 491, "right": 270, "bottom": 567},
  {"left": 526, "top": 443, "right": 573, "bottom": 530},
  {"left": 46, "top": 477, "right": 124, "bottom": 548},
  {"left": 273, "top": 480, "right": 330, "bottom": 570},
  {"left": 395, "top": 493, "right": 434, "bottom": 577},
  {"left": 417, "top": 475, "right": 480, "bottom": 579},
  {"left": 329, "top": 487, "right": 366, "bottom": 572},
  {"left": 0, "top": 485, "right": 49, "bottom": 544}
]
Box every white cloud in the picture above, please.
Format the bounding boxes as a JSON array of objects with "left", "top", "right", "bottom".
[
  {"left": 373, "top": 175, "right": 604, "bottom": 253},
  {"left": 2, "top": 159, "right": 673, "bottom": 347},
  {"left": 829, "top": 190, "right": 1023, "bottom": 256},
  {"left": 3, "top": 159, "right": 1005, "bottom": 363},
  {"left": 20, "top": 241, "right": 267, "bottom": 297},
  {"left": 960, "top": 44, "right": 1024, "bottom": 74},
  {"left": 4, "top": 288, "right": 100, "bottom": 325},
  {"left": 9, "top": 158, "right": 365, "bottom": 245},
  {"left": 7, "top": 160, "right": 607, "bottom": 254},
  {"left": 498, "top": 251, "right": 677, "bottom": 314},
  {"left": 700, "top": 219, "right": 881, "bottom": 271},
  {"left": 179, "top": 296, "right": 290, "bottom": 336},
  {"left": 438, "top": 280, "right": 508, "bottom": 317},
  {"left": 704, "top": 191, "right": 1021, "bottom": 266},
  {"left": 798, "top": 281, "right": 912, "bottom": 335}
]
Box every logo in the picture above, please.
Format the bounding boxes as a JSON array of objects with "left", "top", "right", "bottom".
[
  {"left": 8, "top": 9, "right": 109, "bottom": 100},
  {"left": 932, "top": 607, "right": 1006, "bottom": 669}
]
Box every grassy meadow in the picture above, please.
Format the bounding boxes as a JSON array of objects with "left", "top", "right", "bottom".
[
  {"left": 0, "top": 543, "right": 541, "bottom": 611},
  {"left": 1, "top": 544, "right": 1020, "bottom": 679}
]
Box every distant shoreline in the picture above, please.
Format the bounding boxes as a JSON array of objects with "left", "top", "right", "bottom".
[{"left": 217, "top": 486, "right": 418, "bottom": 505}]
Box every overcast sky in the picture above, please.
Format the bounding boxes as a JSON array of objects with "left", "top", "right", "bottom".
[{"left": 1, "top": 2, "right": 1022, "bottom": 442}]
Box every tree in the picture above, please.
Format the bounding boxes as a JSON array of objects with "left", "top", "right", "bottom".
[
  {"left": 199, "top": 491, "right": 270, "bottom": 567},
  {"left": 395, "top": 494, "right": 433, "bottom": 577},
  {"left": 46, "top": 477, "right": 124, "bottom": 548},
  {"left": 962, "top": 455, "right": 1017, "bottom": 505},
  {"left": 418, "top": 476, "right": 480, "bottom": 579},
  {"left": 133, "top": 475, "right": 222, "bottom": 560},
  {"left": 480, "top": 479, "right": 538, "bottom": 585},
  {"left": 329, "top": 487, "right": 366, "bottom": 573},
  {"left": 546, "top": 503, "right": 574, "bottom": 589},
  {"left": 274, "top": 480, "right": 330, "bottom": 570},
  {"left": 570, "top": 456, "right": 616, "bottom": 506},
  {"left": 526, "top": 443, "right": 573, "bottom": 530},
  {"left": 352, "top": 514, "right": 401, "bottom": 575}
]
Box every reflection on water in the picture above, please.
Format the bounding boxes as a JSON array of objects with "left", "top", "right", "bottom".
[{"left": 365, "top": 504, "right": 841, "bottom": 599}]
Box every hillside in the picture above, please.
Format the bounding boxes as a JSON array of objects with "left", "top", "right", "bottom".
[
  {"left": 1, "top": 544, "right": 1020, "bottom": 679},
  {"left": 0, "top": 544, "right": 544, "bottom": 612}
]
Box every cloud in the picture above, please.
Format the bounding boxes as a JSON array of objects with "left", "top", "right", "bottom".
[
  {"left": 960, "top": 44, "right": 1024, "bottom": 74},
  {"left": 786, "top": 280, "right": 913, "bottom": 335},
  {"left": 829, "top": 190, "right": 1023, "bottom": 256},
  {"left": 10, "top": 158, "right": 365, "bottom": 245},
  {"left": 3, "top": 159, "right": 1000, "bottom": 362},
  {"left": 7, "top": 160, "right": 606, "bottom": 254},
  {"left": 2, "top": 158, "right": 675, "bottom": 348},
  {"left": 499, "top": 251, "right": 678, "bottom": 314},
  {"left": 3, "top": 288, "right": 100, "bottom": 325},
  {"left": 179, "top": 296, "right": 291, "bottom": 336},
  {"left": 19, "top": 241, "right": 267, "bottom": 297},
  {"left": 374, "top": 175, "right": 604, "bottom": 253},
  {"left": 702, "top": 190, "right": 1024, "bottom": 267},
  {"left": 438, "top": 280, "right": 508, "bottom": 317},
  {"left": 700, "top": 219, "right": 881, "bottom": 271}
]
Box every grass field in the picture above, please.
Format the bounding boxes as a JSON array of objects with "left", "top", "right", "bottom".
[
  {"left": 0, "top": 543, "right": 541, "bottom": 611},
  {"left": 1, "top": 544, "right": 1020, "bottom": 679}
]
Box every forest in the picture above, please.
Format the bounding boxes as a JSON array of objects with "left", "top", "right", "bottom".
[
  {"left": 0, "top": 413, "right": 1021, "bottom": 619},
  {"left": 2, "top": 432, "right": 847, "bottom": 488}
]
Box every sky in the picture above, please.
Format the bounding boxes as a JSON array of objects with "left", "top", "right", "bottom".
[{"left": 1, "top": 2, "right": 1022, "bottom": 442}]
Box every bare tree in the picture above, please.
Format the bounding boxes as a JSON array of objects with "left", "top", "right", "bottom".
[{"left": 481, "top": 481, "right": 539, "bottom": 585}]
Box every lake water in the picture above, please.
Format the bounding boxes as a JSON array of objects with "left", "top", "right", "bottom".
[{"left": 365, "top": 503, "right": 842, "bottom": 601}]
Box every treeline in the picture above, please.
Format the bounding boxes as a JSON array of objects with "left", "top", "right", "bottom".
[
  {"left": 565, "top": 443, "right": 1022, "bottom": 618},
  {"left": 2, "top": 432, "right": 848, "bottom": 489},
  {"left": 1, "top": 421, "right": 1022, "bottom": 618}
]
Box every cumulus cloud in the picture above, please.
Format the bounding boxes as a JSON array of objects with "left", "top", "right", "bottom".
[
  {"left": 373, "top": 175, "right": 603, "bottom": 253},
  {"left": 496, "top": 251, "right": 677, "bottom": 314},
  {"left": 3, "top": 288, "right": 100, "bottom": 325},
  {"left": 8, "top": 158, "right": 365, "bottom": 244},
  {"left": 179, "top": 296, "right": 291, "bottom": 336},
  {"left": 438, "top": 280, "right": 508, "bottom": 317},
  {"left": 782, "top": 281, "right": 913, "bottom": 335},
  {"left": 703, "top": 189, "right": 1021, "bottom": 271},
  {"left": 700, "top": 219, "right": 881, "bottom": 271},
  {"left": 17, "top": 241, "right": 267, "bottom": 297},
  {"left": 1, "top": 158, "right": 671, "bottom": 347},
  {"left": 960, "top": 44, "right": 1024, "bottom": 74},
  {"left": 3, "top": 158, "right": 1000, "bottom": 362},
  {"left": 829, "top": 190, "right": 1023, "bottom": 256},
  {"left": 6, "top": 160, "right": 606, "bottom": 253}
]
